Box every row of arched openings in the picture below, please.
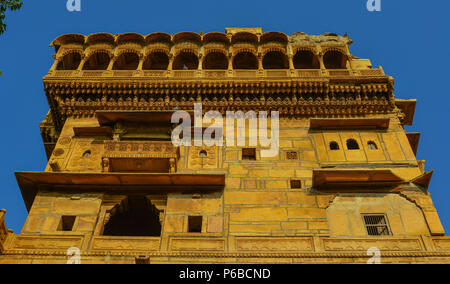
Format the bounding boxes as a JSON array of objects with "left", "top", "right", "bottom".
[
  {"left": 330, "top": 139, "right": 379, "bottom": 151},
  {"left": 56, "top": 49, "right": 348, "bottom": 71}
]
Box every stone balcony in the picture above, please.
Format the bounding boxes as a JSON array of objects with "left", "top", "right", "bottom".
[
  {"left": 102, "top": 141, "right": 179, "bottom": 173},
  {"left": 45, "top": 68, "right": 385, "bottom": 80}
]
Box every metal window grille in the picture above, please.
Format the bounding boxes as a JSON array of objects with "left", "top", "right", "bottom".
[
  {"left": 363, "top": 214, "right": 391, "bottom": 236},
  {"left": 286, "top": 151, "right": 299, "bottom": 160}
]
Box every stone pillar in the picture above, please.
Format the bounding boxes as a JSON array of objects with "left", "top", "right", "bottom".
[
  {"left": 77, "top": 57, "right": 86, "bottom": 71},
  {"left": 137, "top": 54, "right": 144, "bottom": 71},
  {"left": 107, "top": 57, "right": 116, "bottom": 70},
  {"left": 50, "top": 58, "right": 60, "bottom": 71}
]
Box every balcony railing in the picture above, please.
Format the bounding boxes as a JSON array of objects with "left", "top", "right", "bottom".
[{"left": 47, "top": 68, "right": 385, "bottom": 79}]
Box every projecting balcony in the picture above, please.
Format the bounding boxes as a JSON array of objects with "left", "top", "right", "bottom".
[
  {"left": 102, "top": 141, "right": 179, "bottom": 173},
  {"left": 46, "top": 68, "right": 386, "bottom": 80}
]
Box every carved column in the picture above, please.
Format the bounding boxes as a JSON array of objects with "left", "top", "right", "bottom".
[
  {"left": 137, "top": 54, "right": 144, "bottom": 71},
  {"left": 107, "top": 56, "right": 116, "bottom": 70},
  {"left": 50, "top": 58, "right": 59, "bottom": 71},
  {"left": 77, "top": 55, "right": 86, "bottom": 71}
]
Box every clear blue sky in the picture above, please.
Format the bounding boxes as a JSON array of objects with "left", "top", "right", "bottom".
[{"left": 0, "top": 0, "right": 449, "bottom": 233}]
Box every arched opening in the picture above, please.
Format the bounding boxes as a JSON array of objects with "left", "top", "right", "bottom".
[
  {"left": 113, "top": 52, "right": 140, "bottom": 70},
  {"left": 202, "top": 52, "right": 228, "bottom": 70},
  {"left": 233, "top": 52, "right": 258, "bottom": 69},
  {"left": 330, "top": 141, "right": 340, "bottom": 150},
  {"left": 199, "top": 150, "right": 208, "bottom": 157},
  {"left": 103, "top": 196, "right": 162, "bottom": 237},
  {"left": 143, "top": 52, "right": 169, "bottom": 70},
  {"left": 368, "top": 141, "right": 378, "bottom": 150},
  {"left": 262, "top": 51, "right": 289, "bottom": 69},
  {"left": 293, "top": 50, "right": 320, "bottom": 69},
  {"left": 173, "top": 52, "right": 199, "bottom": 70},
  {"left": 323, "top": 50, "right": 348, "bottom": 69},
  {"left": 346, "top": 139, "right": 360, "bottom": 150},
  {"left": 83, "top": 52, "right": 110, "bottom": 70},
  {"left": 56, "top": 53, "right": 81, "bottom": 70}
]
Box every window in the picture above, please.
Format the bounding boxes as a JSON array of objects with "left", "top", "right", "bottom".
[
  {"left": 286, "top": 151, "right": 298, "bottom": 160},
  {"left": 58, "top": 216, "right": 76, "bottom": 231},
  {"left": 290, "top": 180, "right": 302, "bottom": 189},
  {"left": 199, "top": 150, "right": 208, "bottom": 158},
  {"left": 103, "top": 196, "right": 162, "bottom": 236},
  {"left": 188, "top": 216, "right": 203, "bottom": 233},
  {"left": 368, "top": 141, "right": 378, "bottom": 150},
  {"left": 242, "top": 148, "right": 256, "bottom": 160},
  {"left": 329, "top": 141, "right": 340, "bottom": 150},
  {"left": 346, "top": 139, "right": 360, "bottom": 150},
  {"left": 363, "top": 214, "right": 391, "bottom": 236},
  {"left": 82, "top": 150, "right": 91, "bottom": 158},
  {"left": 135, "top": 256, "right": 150, "bottom": 265}
]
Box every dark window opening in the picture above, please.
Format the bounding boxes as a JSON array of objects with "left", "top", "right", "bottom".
[
  {"left": 135, "top": 256, "right": 150, "bottom": 264},
  {"left": 83, "top": 52, "right": 110, "bottom": 70},
  {"left": 233, "top": 52, "right": 258, "bottom": 69},
  {"left": 242, "top": 148, "right": 256, "bottom": 160},
  {"left": 103, "top": 196, "right": 162, "bottom": 237},
  {"left": 290, "top": 180, "right": 302, "bottom": 189},
  {"left": 203, "top": 52, "right": 228, "bottom": 70},
  {"left": 293, "top": 50, "right": 320, "bottom": 69},
  {"left": 143, "top": 52, "right": 169, "bottom": 70},
  {"left": 58, "top": 216, "right": 76, "bottom": 231},
  {"left": 188, "top": 216, "right": 203, "bottom": 233},
  {"left": 262, "top": 51, "right": 289, "bottom": 69},
  {"left": 323, "top": 50, "right": 348, "bottom": 69},
  {"left": 363, "top": 214, "right": 391, "bottom": 236},
  {"left": 82, "top": 150, "right": 91, "bottom": 158},
  {"left": 346, "top": 139, "right": 360, "bottom": 150},
  {"left": 368, "top": 141, "right": 378, "bottom": 150},
  {"left": 113, "top": 53, "right": 140, "bottom": 70},
  {"left": 199, "top": 150, "right": 208, "bottom": 158},
  {"left": 173, "top": 52, "right": 199, "bottom": 70},
  {"left": 330, "top": 141, "right": 340, "bottom": 150},
  {"left": 56, "top": 53, "right": 81, "bottom": 70}
]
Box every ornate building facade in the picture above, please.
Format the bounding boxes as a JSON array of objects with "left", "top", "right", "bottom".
[{"left": 1, "top": 28, "right": 449, "bottom": 264}]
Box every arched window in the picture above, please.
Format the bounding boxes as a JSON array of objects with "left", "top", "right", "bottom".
[
  {"left": 113, "top": 52, "right": 140, "bottom": 70},
  {"left": 202, "top": 52, "right": 228, "bottom": 70},
  {"left": 173, "top": 52, "right": 199, "bottom": 70},
  {"left": 330, "top": 141, "right": 340, "bottom": 150},
  {"left": 233, "top": 52, "right": 258, "bottom": 69},
  {"left": 346, "top": 139, "right": 360, "bottom": 150},
  {"left": 262, "top": 51, "right": 289, "bottom": 69},
  {"left": 56, "top": 52, "right": 81, "bottom": 70},
  {"left": 103, "top": 196, "right": 162, "bottom": 237},
  {"left": 293, "top": 50, "right": 320, "bottom": 69},
  {"left": 143, "top": 52, "right": 169, "bottom": 70},
  {"left": 368, "top": 141, "right": 378, "bottom": 150},
  {"left": 83, "top": 52, "right": 110, "bottom": 70},
  {"left": 199, "top": 150, "right": 208, "bottom": 158},
  {"left": 323, "top": 50, "right": 348, "bottom": 69}
]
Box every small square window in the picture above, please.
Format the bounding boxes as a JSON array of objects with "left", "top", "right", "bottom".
[
  {"left": 188, "top": 216, "right": 203, "bottom": 233},
  {"left": 58, "top": 216, "right": 76, "bottom": 232},
  {"left": 290, "top": 180, "right": 302, "bottom": 189},
  {"left": 242, "top": 148, "right": 256, "bottom": 160},
  {"left": 286, "top": 151, "right": 299, "bottom": 160},
  {"left": 362, "top": 214, "right": 391, "bottom": 236}
]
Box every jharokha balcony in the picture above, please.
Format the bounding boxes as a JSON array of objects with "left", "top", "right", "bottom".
[{"left": 102, "top": 141, "right": 179, "bottom": 173}]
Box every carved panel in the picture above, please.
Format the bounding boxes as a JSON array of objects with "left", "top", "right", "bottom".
[
  {"left": 170, "top": 238, "right": 225, "bottom": 251},
  {"left": 66, "top": 140, "right": 103, "bottom": 171},
  {"left": 104, "top": 141, "right": 178, "bottom": 159},
  {"left": 322, "top": 238, "right": 423, "bottom": 251},
  {"left": 432, "top": 238, "right": 450, "bottom": 251},
  {"left": 11, "top": 235, "right": 84, "bottom": 250},
  {"left": 236, "top": 237, "right": 314, "bottom": 252},
  {"left": 188, "top": 146, "right": 218, "bottom": 169},
  {"left": 91, "top": 236, "right": 160, "bottom": 251}
]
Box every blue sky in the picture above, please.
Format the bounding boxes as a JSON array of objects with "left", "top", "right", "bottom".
[{"left": 0, "top": 0, "right": 449, "bottom": 233}]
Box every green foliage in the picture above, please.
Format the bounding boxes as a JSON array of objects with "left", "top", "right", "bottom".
[{"left": 0, "top": 0, "right": 23, "bottom": 35}]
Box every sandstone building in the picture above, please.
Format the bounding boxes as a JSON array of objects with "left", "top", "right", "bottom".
[{"left": 1, "top": 28, "right": 449, "bottom": 264}]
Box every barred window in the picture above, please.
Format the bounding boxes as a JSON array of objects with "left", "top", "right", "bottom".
[
  {"left": 286, "top": 151, "right": 299, "bottom": 160},
  {"left": 363, "top": 214, "right": 391, "bottom": 236},
  {"left": 290, "top": 180, "right": 302, "bottom": 189}
]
